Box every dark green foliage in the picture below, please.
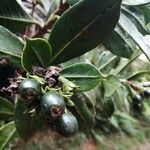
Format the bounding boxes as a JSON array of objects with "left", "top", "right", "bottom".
[
  {"left": 49, "top": 0, "right": 122, "bottom": 64},
  {"left": 0, "top": 26, "right": 23, "bottom": 68},
  {"left": 15, "top": 99, "right": 44, "bottom": 141},
  {"left": 22, "top": 38, "right": 52, "bottom": 72},
  {"left": 0, "top": 0, "right": 40, "bottom": 33},
  {"left": 60, "top": 63, "right": 102, "bottom": 91}
]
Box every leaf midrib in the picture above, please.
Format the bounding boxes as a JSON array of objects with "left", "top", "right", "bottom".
[
  {"left": 29, "top": 43, "right": 45, "bottom": 67},
  {"left": 0, "top": 49, "right": 21, "bottom": 58},
  {"left": 0, "top": 15, "right": 39, "bottom": 25},
  {"left": 51, "top": 0, "right": 121, "bottom": 62},
  {"left": 62, "top": 75, "right": 100, "bottom": 79}
]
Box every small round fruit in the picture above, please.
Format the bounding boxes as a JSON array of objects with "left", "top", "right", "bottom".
[
  {"left": 143, "top": 89, "right": 150, "bottom": 98},
  {"left": 19, "top": 79, "right": 41, "bottom": 101},
  {"left": 40, "top": 91, "right": 65, "bottom": 119},
  {"left": 132, "top": 94, "right": 142, "bottom": 104},
  {"left": 55, "top": 112, "right": 78, "bottom": 137},
  {"left": 132, "top": 103, "right": 143, "bottom": 114}
]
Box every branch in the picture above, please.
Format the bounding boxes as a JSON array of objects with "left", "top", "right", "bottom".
[{"left": 32, "top": 0, "right": 69, "bottom": 38}]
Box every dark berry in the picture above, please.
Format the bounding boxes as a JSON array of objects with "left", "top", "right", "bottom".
[
  {"left": 132, "top": 103, "right": 143, "bottom": 114},
  {"left": 55, "top": 112, "right": 78, "bottom": 137},
  {"left": 132, "top": 94, "right": 142, "bottom": 104},
  {"left": 19, "top": 79, "right": 41, "bottom": 102},
  {"left": 143, "top": 89, "right": 150, "bottom": 99},
  {"left": 40, "top": 91, "right": 65, "bottom": 119}
]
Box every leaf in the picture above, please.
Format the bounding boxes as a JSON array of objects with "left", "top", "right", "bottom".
[
  {"left": 22, "top": 38, "right": 52, "bottom": 72},
  {"left": 0, "top": 26, "right": 23, "bottom": 68},
  {"left": 60, "top": 63, "right": 102, "bottom": 92},
  {"left": 127, "top": 70, "right": 150, "bottom": 80},
  {"left": 139, "top": 5, "right": 150, "bottom": 24},
  {"left": 122, "top": 0, "right": 150, "bottom": 6},
  {"left": 0, "top": 121, "right": 16, "bottom": 150},
  {"left": 71, "top": 92, "right": 95, "bottom": 131},
  {"left": 104, "top": 26, "right": 135, "bottom": 58},
  {"left": 0, "top": 0, "right": 40, "bottom": 33},
  {"left": 49, "top": 0, "right": 122, "bottom": 64},
  {"left": 110, "top": 50, "right": 142, "bottom": 75},
  {"left": 0, "top": 97, "right": 14, "bottom": 120},
  {"left": 102, "top": 75, "right": 122, "bottom": 97},
  {"left": 121, "top": 6, "right": 148, "bottom": 34},
  {"left": 68, "top": 0, "right": 81, "bottom": 6},
  {"left": 119, "top": 13, "right": 150, "bottom": 61},
  {"left": 15, "top": 99, "right": 44, "bottom": 141},
  {"left": 98, "top": 99, "right": 115, "bottom": 118}
]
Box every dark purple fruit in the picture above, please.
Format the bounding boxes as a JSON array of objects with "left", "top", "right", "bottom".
[
  {"left": 55, "top": 112, "right": 78, "bottom": 137},
  {"left": 143, "top": 89, "right": 150, "bottom": 99},
  {"left": 132, "top": 103, "right": 143, "bottom": 114},
  {"left": 132, "top": 94, "right": 142, "bottom": 104},
  {"left": 40, "top": 91, "right": 65, "bottom": 119},
  {"left": 19, "top": 79, "right": 41, "bottom": 101}
]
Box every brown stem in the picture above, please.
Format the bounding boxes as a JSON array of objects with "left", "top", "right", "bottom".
[{"left": 32, "top": 0, "right": 69, "bottom": 38}]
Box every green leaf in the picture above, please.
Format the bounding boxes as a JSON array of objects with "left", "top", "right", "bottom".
[
  {"left": 104, "top": 26, "right": 135, "bottom": 58},
  {"left": 122, "top": 0, "right": 150, "bottom": 6},
  {"left": 0, "top": 121, "right": 16, "bottom": 150},
  {"left": 71, "top": 92, "right": 95, "bottom": 131},
  {"left": 60, "top": 63, "right": 102, "bottom": 92},
  {"left": 0, "top": 97, "right": 14, "bottom": 120},
  {"left": 0, "top": 0, "right": 40, "bottom": 33},
  {"left": 110, "top": 50, "right": 141, "bottom": 75},
  {"left": 0, "top": 26, "right": 23, "bottom": 68},
  {"left": 49, "top": 0, "right": 122, "bottom": 64},
  {"left": 15, "top": 99, "right": 44, "bottom": 141},
  {"left": 68, "top": 0, "right": 81, "bottom": 6},
  {"left": 102, "top": 75, "right": 122, "bottom": 97},
  {"left": 98, "top": 99, "right": 115, "bottom": 118},
  {"left": 22, "top": 38, "right": 52, "bottom": 72},
  {"left": 119, "top": 13, "right": 150, "bottom": 61},
  {"left": 139, "top": 5, "right": 150, "bottom": 24},
  {"left": 127, "top": 70, "right": 150, "bottom": 80},
  {"left": 121, "top": 6, "right": 148, "bottom": 34}
]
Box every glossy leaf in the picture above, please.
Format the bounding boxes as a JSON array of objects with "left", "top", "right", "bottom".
[
  {"left": 102, "top": 75, "right": 122, "bottom": 97},
  {"left": 0, "top": 97, "right": 14, "bottom": 120},
  {"left": 0, "top": 26, "right": 23, "bottom": 68},
  {"left": 119, "top": 13, "right": 150, "bottom": 61},
  {"left": 60, "top": 63, "right": 102, "bottom": 92},
  {"left": 104, "top": 26, "right": 135, "bottom": 58},
  {"left": 22, "top": 38, "right": 52, "bottom": 72},
  {"left": 122, "top": 0, "right": 150, "bottom": 6},
  {"left": 139, "top": 5, "right": 150, "bottom": 24},
  {"left": 0, "top": 0, "right": 40, "bottom": 33},
  {"left": 49, "top": 0, "right": 122, "bottom": 64},
  {"left": 121, "top": 6, "right": 148, "bottom": 34},
  {"left": 68, "top": 0, "right": 81, "bottom": 6},
  {"left": 0, "top": 121, "right": 16, "bottom": 150},
  {"left": 15, "top": 99, "right": 44, "bottom": 141}
]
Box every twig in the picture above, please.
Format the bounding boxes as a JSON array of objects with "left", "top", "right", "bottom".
[{"left": 32, "top": 0, "right": 69, "bottom": 38}]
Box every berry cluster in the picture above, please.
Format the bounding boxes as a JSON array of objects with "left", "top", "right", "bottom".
[
  {"left": 132, "top": 89, "right": 150, "bottom": 114},
  {"left": 18, "top": 78, "right": 78, "bottom": 137}
]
